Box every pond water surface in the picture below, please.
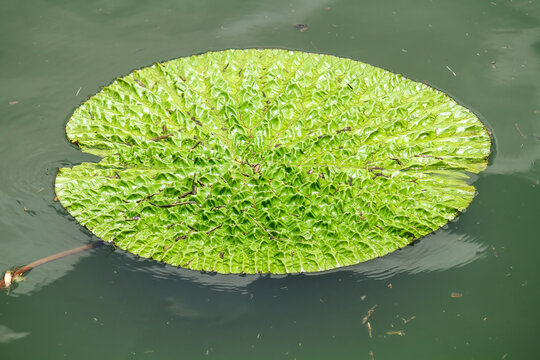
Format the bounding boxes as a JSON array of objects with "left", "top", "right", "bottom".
[{"left": 1, "top": 0, "right": 539, "bottom": 359}]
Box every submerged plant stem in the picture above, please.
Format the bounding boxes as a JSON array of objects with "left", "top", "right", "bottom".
[{"left": 0, "top": 242, "right": 103, "bottom": 290}]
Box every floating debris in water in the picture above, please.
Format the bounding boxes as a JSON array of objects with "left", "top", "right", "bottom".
[
  {"left": 450, "top": 292, "right": 463, "bottom": 298},
  {"left": 293, "top": 24, "right": 309, "bottom": 32},
  {"left": 514, "top": 123, "right": 526, "bottom": 138},
  {"left": 402, "top": 315, "right": 416, "bottom": 324},
  {"left": 362, "top": 305, "right": 377, "bottom": 324},
  {"left": 3, "top": 271, "right": 12, "bottom": 288},
  {"left": 386, "top": 330, "right": 406, "bottom": 336}
]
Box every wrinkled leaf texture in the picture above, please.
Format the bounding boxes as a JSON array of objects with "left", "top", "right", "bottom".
[{"left": 55, "top": 49, "right": 490, "bottom": 274}]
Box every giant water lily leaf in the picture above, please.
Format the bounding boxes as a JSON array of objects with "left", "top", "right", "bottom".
[{"left": 55, "top": 49, "right": 491, "bottom": 274}]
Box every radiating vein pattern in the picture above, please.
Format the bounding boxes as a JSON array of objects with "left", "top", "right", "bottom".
[{"left": 55, "top": 49, "right": 491, "bottom": 274}]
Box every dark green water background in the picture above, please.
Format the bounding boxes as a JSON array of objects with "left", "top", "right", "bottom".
[{"left": 1, "top": 0, "right": 539, "bottom": 359}]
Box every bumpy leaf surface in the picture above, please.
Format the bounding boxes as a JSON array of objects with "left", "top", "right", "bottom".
[{"left": 55, "top": 49, "right": 491, "bottom": 274}]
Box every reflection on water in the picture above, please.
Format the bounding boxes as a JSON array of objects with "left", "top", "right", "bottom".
[
  {"left": 117, "top": 229, "right": 486, "bottom": 292},
  {"left": 218, "top": 0, "right": 331, "bottom": 38},
  {"left": 167, "top": 295, "right": 249, "bottom": 321},
  {"left": 124, "top": 255, "right": 259, "bottom": 294},
  {"left": 0, "top": 325, "right": 29, "bottom": 344},
  {"left": 167, "top": 297, "right": 202, "bottom": 319},
  {"left": 347, "top": 232, "right": 487, "bottom": 279},
  {"left": 479, "top": 1, "right": 540, "bottom": 182},
  {"left": 486, "top": 147, "right": 540, "bottom": 182}
]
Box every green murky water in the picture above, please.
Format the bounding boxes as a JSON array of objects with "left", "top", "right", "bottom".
[{"left": 1, "top": 0, "right": 538, "bottom": 359}]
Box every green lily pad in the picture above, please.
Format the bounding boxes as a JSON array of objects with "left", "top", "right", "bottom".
[{"left": 55, "top": 49, "right": 491, "bottom": 274}]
